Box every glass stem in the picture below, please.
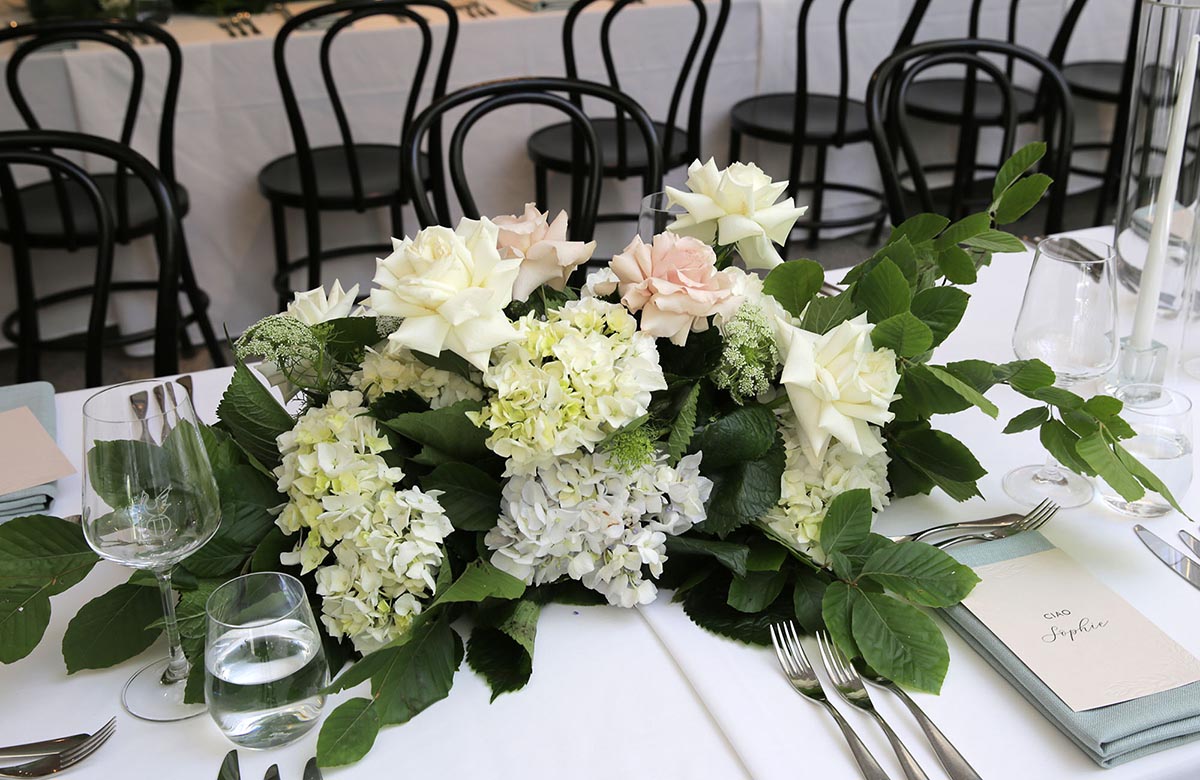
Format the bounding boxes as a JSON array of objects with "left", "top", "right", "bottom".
[
  {"left": 1033, "top": 453, "right": 1069, "bottom": 486},
  {"left": 154, "top": 568, "right": 190, "bottom": 685}
]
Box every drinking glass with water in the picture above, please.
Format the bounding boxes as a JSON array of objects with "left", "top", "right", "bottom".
[
  {"left": 205, "top": 572, "right": 329, "bottom": 749},
  {"left": 1099, "top": 384, "right": 1193, "bottom": 517}
]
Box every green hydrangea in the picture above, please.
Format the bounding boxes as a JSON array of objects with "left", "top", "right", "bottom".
[{"left": 713, "top": 303, "right": 780, "bottom": 404}]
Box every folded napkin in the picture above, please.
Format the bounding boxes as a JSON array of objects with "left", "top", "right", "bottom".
[
  {"left": 943, "top": 532, "right": 1200, "bottom": 768},
  {"left": 0, "top": 381, "right": 58, "bottom": 523}
]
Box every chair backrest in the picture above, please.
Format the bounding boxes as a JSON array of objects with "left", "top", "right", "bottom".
[
  {"left": 0, "top": 130, "right": 182, "bottom": 386},
  {"left": 0, "top": 19, "right": 182, "bottom": 246},
  {"left": 274, "top": 0, "right": 457, "bottom": 213},
  {"left": 405, "top": 77, "right": 661, "bottom": 239},
  {"left": 1047, "top": 0, "right": 1141, "bottom": 68},
  {"left": 866, "top": 38, "right": 1074, "bottom": 232},
  {"left": 562, "top": 0, "right": 729, "bottom": 168}
]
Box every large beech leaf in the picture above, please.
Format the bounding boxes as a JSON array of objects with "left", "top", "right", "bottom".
[
  {"left": 821, "top": 581, "right": 859, "bottom": 657},
  {"left": 62, "top": 584, "right": 163, "bottom": 673},
  {"left": 852, "top": 591, "right": 949, "bottom": 693},
  {"left": 854, "top": 258, "right": 911, "bottom": 322},
  {"left": 369, "top": 617, "right": 463, "bottom": 725},
  {"left": 385, "top": 401, "right": 489, "bottom": 462},
  {"left": 664, "top": 536, "right": 750, "bottom": 578},
  {"left": 316, "top": 698, "right": 381, "bottom": 768},
  {"left": 859, "top": 543, "right": 980, "bottom": 607},
  {"left": 0, "top": 591, "right": 51, "bottom": 663},
  {"left": 819, "top": 489, "right": 873, "bottom": 556},
  {"left": 421, "top": 463, "right": 502, "bottom": 532},
  {"left": 429, "top": 560, "right": 525, "bottom": 608},
  {"left": 0, "top": 515, "right": 98, "bottom": 593},
  {"left": 466, "top": 599, "right": 540, "bottom": 700},
  {"left": 689, "top": 403, "right": 777, "bottom": 471},
  {"left": 682, "top": 576, "right": 791, "bottom": 645},
  {"left": 727, "top": 570, "right": 788, "bottom": 613},
  {"left": 762, "top": 259, "right": 825, "bottom": 318}
]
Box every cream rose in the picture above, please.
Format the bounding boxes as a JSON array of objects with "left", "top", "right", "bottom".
[
  {"left": 287, "top": 280, "right": 359, "bottom": 325},
  {"left": 665, "top": 158, "right": 807, "bottom": 270},
  {"left": 369, "top": 217, "right": 521, "bottom": 371},
  {"left": 492, "top": 204, "right": 596, "bottom": 301},
  {"left": 610, "top": 232, "right": 742, "bottom": 346},
  {"left": 777, "top": 313, "right": 900, "bottom": 460}
]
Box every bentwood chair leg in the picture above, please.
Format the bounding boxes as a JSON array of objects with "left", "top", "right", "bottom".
[
  {"left": 535, "top": 164, "right": 548, "bottom": 212},
  {"left": 303, "top": 205, "right": 322, "bottom": 292},
  {"left": 389, "top": 199, "right": 405, "bottom": 240},
  {"left": 808, "top": 144, "right": 828, "bottom": 249},
  {"left": 729, "top": 128, "right": 742, "bottom": 165},
  {"left": 270, "top": 201, "right": 290, "bottom": 311},
  {"left": 179, "top": 242, "right": 226, "bottom": 368}
]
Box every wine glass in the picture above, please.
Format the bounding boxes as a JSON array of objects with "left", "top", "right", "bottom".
[
  {"left": 1003, "top": 237, "right": 1119, "bottom": 508},
  {"left": 82, "top": 379, "right": 221, "bottom": 722},
  {"left": 638, "top": 191, "right": 684, "bottom": 243}
]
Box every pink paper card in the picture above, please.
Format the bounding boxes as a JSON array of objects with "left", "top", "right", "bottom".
[{"left": 0, "top": 406, "right": 76, "bottom": 495}]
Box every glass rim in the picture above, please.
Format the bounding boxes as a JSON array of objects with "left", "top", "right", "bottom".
[
  {"left": 1115, "top": 383, "right": 1194, "bottom": 414},
  {"left": 205, "top": 571, "right": 308, "bottom": 630},
  {"left": 81, "top": 378, "right": 193, "bottom": 424},
  {"left": 1035, "top": 236, "right": 1115, "bottom": 265},
  {"left": 1143, "top": 0, "right": 1200, "bottom": 9}
]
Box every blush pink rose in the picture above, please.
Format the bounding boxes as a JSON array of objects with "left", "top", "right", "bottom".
[
  {"left": 610, "top": 232, "right": 742, "bottom": 345},
  {"left": 492, "top": 204, "right": 596, "bottom": 301}
]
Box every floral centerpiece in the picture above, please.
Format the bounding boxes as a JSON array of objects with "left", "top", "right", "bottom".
[{"left": 0, "top": 144, "right": 1180, "bottom": 767}]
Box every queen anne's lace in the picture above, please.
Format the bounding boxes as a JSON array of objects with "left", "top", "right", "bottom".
[
  {"left": 485, "top": 450, "right": 712, "bottom": 607},
  {"left": 274, "top": 390, "right": 452, "bottom": 653}
]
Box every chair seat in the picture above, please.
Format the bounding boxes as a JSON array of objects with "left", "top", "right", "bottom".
[
  {"left": 904, "top": 78, "right": 1040, "bottom": 125},
  {"left": 527, "top": 118, "right": 690, "bottom": 175},
  {"left": 258, "top": 144, "right": 430, "bottom": 209},
  {"left": 1063, "top": 60, "right": 1123, "bottom": 103},
  {"left": 730, "top": 93, "right": 871, "bottom": 144},
  {"left": 0, "top": 174, "right": 189, "bottom": 248}
]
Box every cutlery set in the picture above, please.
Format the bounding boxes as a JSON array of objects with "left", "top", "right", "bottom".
[
  {"left": 452, "top": 0, "right": 497, "bottom": 18},
  {"left": 0, "top": 718, "right": 115, "bottom": 778},
  {"left": 129, "top": 375, "right": 193, "bottom": 444},
  {"left": 891, "top": 499, "right": 1059, "bottom": 549},
  {"left": 219, "top": 750, "right": 321, "bottom": 780},
  {"left": 1135, "top": 524, "right": 1200, "bottom": 589},
  {"left": 218, "top": 13, "right": 262, "bottom": 38}
]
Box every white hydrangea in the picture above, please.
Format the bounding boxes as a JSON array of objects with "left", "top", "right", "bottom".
[
  {"left": 469, "top": 298, "right": 667, "bottom": 471},
  {"left": 350, "top": 344, "right": 484, "bottom": 409},
  {"left": 486, "top": 451, "right": 712, "bottom": 607},
  {"left": 761, "top": 410, "right": 890, "bottom": 557},
  {"left": 274, "top": 390, "right": 453, "bottom": 653}
]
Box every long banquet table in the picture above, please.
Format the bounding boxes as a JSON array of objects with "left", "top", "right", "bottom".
[{"left": 2, "top": 227, "right": 1199, "bottom": 779}]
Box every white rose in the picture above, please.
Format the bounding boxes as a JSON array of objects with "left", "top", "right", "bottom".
[
  {"left": 369, "top": 217, "right": 521, "bottom": 371},
  {"left": 492, "top": 204, "right": 596, "bottom": 301},
  {"left": 287, "top": 280, "right": 359, "bottom": 325},
  {"left": 665, "top": 158, "right": 807, "bottom": 270},
  {"left": 778, "top": 313, "right": 900, "bottom": 460}
]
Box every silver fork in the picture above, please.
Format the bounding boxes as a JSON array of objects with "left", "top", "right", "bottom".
[
  {"left": 769, "top": 622, "right": 891, "bottom": 780},
  {"left": 931, "top": 501, "right": 1058, "bottom": 549},
  {"left": 891, "top": 498, "right": 1057, "bottom": 543},
  {"left": 0, "top": 718, "right": 115, "bottom": 778},
  {"left": 817, "top": 632, "right": 929, "bottom": 780}
]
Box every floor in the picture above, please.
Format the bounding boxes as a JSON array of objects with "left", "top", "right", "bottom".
[{"left": 0, "top": 185, "right": 1108, "bottom": 394}]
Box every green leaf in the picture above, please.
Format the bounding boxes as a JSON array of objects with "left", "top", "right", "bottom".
[
  {"left": 792, "top": 574, "right": 827, "bottom": 632},
  {"left": 994, "top": 174, "right": 1052, "bottom": 224},
  {"left": 0, "top": 515, "right": 99, "bottom": 593},
  {"left": 251, "top": 527, "right": 293, "bottom": 572},
  {"left": 421, "top": 463, "right": 501, "bottom": 532},
  {"left": 316, "top": 698, "right": 381, "bottom": 768},
  {"left": 746, "top": 539, "right": 789, "bottom": 572},
  {"left": 657, "top": 327, "right": 723, "bottom": 379},
  {"left": 800, "top": 291, "right": 863, "bottom": 335},
  {"left": 466, "top": 600, "right": 540, "bottom": 701},
  {"left": 690, "top": 403, "right": 777, "bottom": 471},
  {"left": 891, "top": 365, "right": 972, "bottom": 421},
  {"left": 85, "top": 438, "right": 171, "bottom": 511},
  {"left": 384, "top": 400, "right": 489, "bottom": 462},
  {"left": 413, "top": 349, "right": 476, "bottom": 381},
  {"left": 666, "top": 383, "right": 700, "bottom": 464},
  {"left": 992, "top": 142, "right": 1046, "bottom": 200},
  {"left": 897, "top": 429, "right": 987, "bottom": 483},
  {"left": 310, "top": 317, "right": 382, "bottom": 366},
  {"left": 200, "top": 424, "right": 242, "bottom": 473},
  {"left": 853, "top": 591, "right": 950, "bottom": 693},
  {"left": 0, "top": 591, "right": 51, "bottom": 663},
  {"left": 933, "top": 212, "right": 990, "bottom": 250},
  {"left": 763, "top": 259, "right": 825, "bottom": 318},
  {"left": 62, "top": 584, "right": 163, "bottom": 673},
  {"left": 664, "top": 536, "right": 750, "bottom": 578},
  {"left": 890, "top": 213, "right": 950, "bottom": 245},
  {"left": 860, "top": 543, "right": 980, "bottom": 607},
  {"left": 702, "top": 441, "right": 785, "bottom": 538},
  {"left": 727, "top": 570, "right": 788, "bottom": 613},
  {"left": 681, "top": 576, "right": 791, "bottom": 645},
  {"left": 186, "top": 464, "right": 281, "bottom": 578},
  {"left": 910, "top": 287, "right": 968, "bottom": 348},
  {"left": 854, "top": 259, "right": 912, "bottom": 323},
  {"left": 1077, "top": 432, "right": 1145, "bottom": 502},
  {"left": 1115, "top": 442, "right": 1189, "bottom": 516},
  {"left": 963, "top": 229, "right": 1028, "bottom": 253},
  {"left": 430, "top": 560, "right": 525, "bottom": 608},
  {"left": 925, "top": 366, "right": 998, "bottom": 419},
  {"left": 1004, "top": 407, "right": 1050, "bottom": 433},
  {"left": 1040, "top": 419, "right": 1095, "bottom": 476},
  {"left": 995, "top": 359, "right": 1056, "bottom": 392},
  {"left": 350, "top": 617, "right": 463, "bottom": 727},
  {"left": 821, "top": 581, "right": 859, "bottom": 657},
  {"left": 871, "top": 312, "right": 933, "bottom": 358},
  {"left": 820, "top": 489, "right": 873, "bottom": 556},
  {"left": 217, "top": 361, "right": 296, "bottom": 469},
  {"left": 873, "top": 236, "right": 919, "bottom": 282},
  {"left": 828, "top": 551, "right": 855, "bottom": 581},
  {"left": 1083, "top": 395, "right": 1123, "bottom": 419},
  {"left": 936, "top": 246, "right": 977, "bottom": 284}
]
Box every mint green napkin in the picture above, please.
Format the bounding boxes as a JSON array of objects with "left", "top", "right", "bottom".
[
  {"left": 942, "top": 532, "right": 1200, "bottom": 767},
  {"left": 0, "top": 381, "right": 58, "bottom": 523}
]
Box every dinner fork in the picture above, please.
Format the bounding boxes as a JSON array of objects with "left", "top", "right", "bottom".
[
  {"left": 0, "top": 717, "right": 115, "bottom": 778},
  {"left": 236, "top": 12, "right": 261, "bottom": 34},
  {"left": 891, "top": 499, "right": 1058, "bottom": 544},
  {"left": 817, "top": 632, "right": 929, "bottom": 780},
  {"left": 854, "top": 661, "right": 982, "bottom": 780},
  {"left": 768, "top": 622, "right": 891, "bottom": 780},
  {"left": 931, "top": 501, "right": 1058, "bottom": 549}
]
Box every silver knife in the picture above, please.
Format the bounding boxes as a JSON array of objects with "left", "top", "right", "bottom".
[
  {"left": 1179, "top": 529, "right": 1200, "bottom": 560},
  {"left": 1135, "top": 525, "right": 1200, "bottom": 589},
  {"left": 0, "top": 734, "right": 88, "bottom": 759}
]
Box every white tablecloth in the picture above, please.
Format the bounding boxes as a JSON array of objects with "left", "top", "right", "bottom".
[{"left": 2, "top": 227, "right": 1199, "bottom": 779}]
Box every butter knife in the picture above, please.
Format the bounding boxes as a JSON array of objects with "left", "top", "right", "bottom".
[
  {"left": 1179, "top": 529, "right": 1200, "bottom": 559},
  {"left": 1135, "top": 525, "right": 1200, "bottom": 589},
  {"left": 0, "top": 734, "right": 88, "bottom": 759}
]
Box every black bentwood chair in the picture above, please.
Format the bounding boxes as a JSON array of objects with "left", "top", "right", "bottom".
[
  {"left": 259, "top": 0, "right": 457, "bottom": 310},
  {"left": 866, "top": 39, "right": 1075, "bottom": 233},
  {"left": 1048, "top": 0, "right": 1141, "bottom": 225},
  {"left": 408, "top": 77, "right": 661, "bottom": 242},
  {"left": 0, "top": 19, "right": 222, "bottom": 370},
  {"left": 729, "top": 0, "right": 930, "bottom": 248},
  {"left": 526, "top": 0, "right": 728, "bottom": 225},
  {"left": 0, "top": 131, "right": 184, "bottom": 387}
]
